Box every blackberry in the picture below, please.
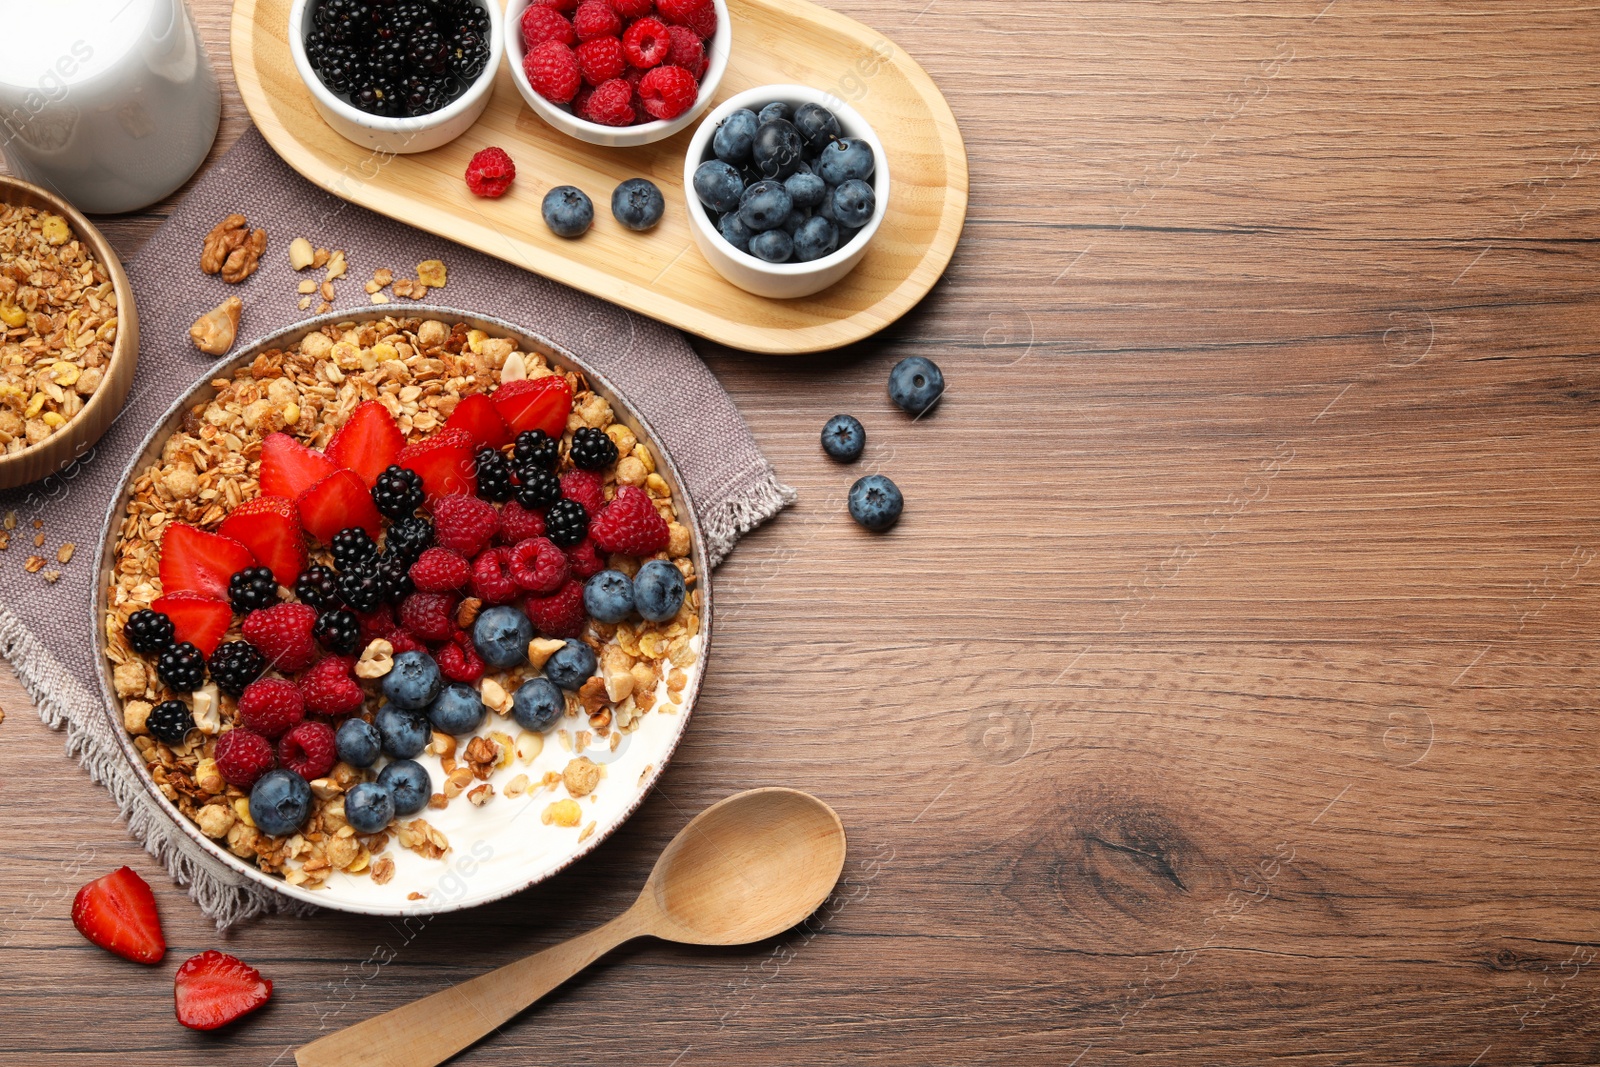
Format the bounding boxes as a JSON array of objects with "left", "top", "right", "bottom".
[
  {"left": 515, "top": 465, "right": 562, "bottom": 510},
  {"left": 384, "top": 515, "right": 434, "bottom": 564},
  {"left": 228, "top": 566, "right": 280, "bottom": 614},
  {"left": 377, "top": 555, "right": 415, "bottom": 604},
  {"left": 315, "top": 609, "right": 362, "bottom": 656},
  {"left": 406, "top": 31, "right": 449, "bottom": 74},
  {"left": 373, "top": 465, "right": 425, "bottom": 519},
  {"left": 353, "top": 78, "right": 403, "bottom": 117},
  {"left": 513, "top": 429, "right": 559, "bottom": 471},
  {"left": 156, "top": 642, "right": 207, "bottom": 692},
  {"left": 147, "top": 700, "right": 197, "bottom": 746},
  {"left": 402, "top": 74, "right": 455, "bottom": 117},
  {"left": 124, "top": 609, "right": 175, "bottom": 656},
  {"left": 313, "top": 0, "right": 373, "bottom": 42},
  {"left": 331, "top": 527, "right": 379, "bottom": 570},
  {"left": 476, "top": 449, "right": 515, "bottom": 503},
  {"left": 295, "top": 564, "right": 342, "bottom": 611},
  {"left": 447, "top": 26, "right": 488, "bottom": 80},
  {"left": 308, "top": 38, "right": 367, "bottom": 93},
  {"left": 208, "top": 640, "right": 267, "bottom": 697},
  {"left": 544, "top": 498, "right": 589, "bottom": 548},
  {"left": 384, "top": 0, "right": 436, "bottom": 31},
  {"left": 338, "top": 561, "right": 387, "bottom": 614},
  {"left": 569, "top": 426, "right": 619, "bottom": 471}
]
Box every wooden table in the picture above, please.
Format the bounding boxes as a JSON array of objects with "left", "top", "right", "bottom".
[{"left": 5, "top": 2, "right": 1599, "bottom": 1063}]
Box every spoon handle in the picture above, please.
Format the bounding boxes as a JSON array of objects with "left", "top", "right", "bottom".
[{"left": 295, "top": 909, "right": 647, "bottom": 1067}]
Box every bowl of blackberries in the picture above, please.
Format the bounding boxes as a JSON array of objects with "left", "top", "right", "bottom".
[
  {"left": 683, "top": 84, "right": 888, "bottom": 299},
  {"left": 290, "top": 0, "right": 504, "bottom": 154}
]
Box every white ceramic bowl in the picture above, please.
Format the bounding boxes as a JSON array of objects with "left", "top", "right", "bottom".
[
  {"left": 504, "top": 0, "right": 730, "bottom": 148},
  {"left": 683, "top": 84, "right": 890, "bottom": 300},
  {"left": 288, "top": 0, "right": 503, "bottom": 154}
]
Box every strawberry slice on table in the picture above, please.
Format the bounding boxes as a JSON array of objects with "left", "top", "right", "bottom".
[
  {"left": 71, "top": 866, "right": 166, "bottom": 964},
  {"left": 326, "top": 400, "right": 405, "bottom": 487},
  {"left": 298, "top": 469, "right": 383, "bottom": 543},
  {"left": 492, "top": 375, "right": 572, "bottom": 437},
  {"left": 259, "top": 432, "right": 336, "bottom": 501},
  {"left": 173, "top": 950, "right": 272, "bottom": 1031},
  {"left": 443, "top": 392, "right": 512, "bottom": 450},
  {"left": 397, "top": 427, "right": 478, "bottom": 499},
  {"left": 218, "top": 496, "right": 306, "bottom": 588},
  {"left": 158, "top": 523, "right": 255, "bottom": 601},
  {"left": 151, "top": 592, "right": 233, "bottom": 656}
]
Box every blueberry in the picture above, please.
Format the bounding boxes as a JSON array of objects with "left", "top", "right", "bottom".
[
  {"left": 378, "top": 759, "right": 431, "bottom": 816},
  {"left": 633, "top": 559, "right": 687, "bottom": 623},
  {"left": 335, "top": 718, "right": 382, "bottom": 768},
  {"left": 545, "top": 638, "right": 597, "bottom": 690},
  {"left": 752, "top": 119, "right": 805, "bottom": 179},
  {"left": 249, "top": 769, "right": 313, "bottom": 837},
  {"left": 737, "top": 180, "right": 793, "bottom": 232},
  {"left": 817, "top": 137, "right": 875, "bottom": 184},
  {"left": 718, "top": 211, "right": 753, "bottom": 253},
  {"left": 382, "top": 649, "right": 443, "bottom": 710},
  {"left": 473, "top": 605, "right": 532, "bottom": 668},
  {"left": 792, "top": 102, "right": 842, "bottom": 154},
  {"left": 748, "top": 229, "right": 793, "bottom": 263},
  {"left": 780, "top": 207, "right": 810, "bottom": 236},
  {"left": 887, "top": 355, "right": 945, "bottom": 416},
  {"left": 427, "top": 682, "right": 487, "bottom": 735},
  {"left": 792, "top": 216, "right": 839, "bottom": 262},
  {"left": 542, "top": 185, "right": 593, "bottom": 238},
  {"left": 344, "top": 781, "right": 395, "bottom": 834},
  {"left": 611, "top": 177, "right": 665, "bottom": 232},
  {"left": 712, "top": 108, "right": 759, "bottom": 163},
  {"left": 820, "top": 414, "right": 865, "bottom": 462},
  {"left": 816, "top": 188, "right": 836, "bottom": 221},
  {"left": 831, "top": 178, "right": 876, "bottom": 228},
  {"left": 512, "top": 677, "right": 565, "bottom": 732},
  {"left": 757, "top": 101, "right": 792, "bottom": 125},
  {"left": 584, "top": 569, "right": 635, "bottom": 623},
  {"left": 848, "top": 474, "right": 904, "bottom": 531},
  {"left": 375, "top": 701, "right": 431, "bottom": 758},
  {"left": 693, "top": 160, "right": 745, "bottom": 214},
  {"left": 784, "top": 171, "right": 826, "bottom": 210},
  {"left": 837, "top": 223, "right": 863, "bottom": 246}
]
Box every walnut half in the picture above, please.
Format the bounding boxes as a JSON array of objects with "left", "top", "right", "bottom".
[{"left": 200, "top": 213, "right": 267, "bottom": 284}]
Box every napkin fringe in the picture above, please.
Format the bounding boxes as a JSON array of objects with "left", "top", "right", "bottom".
[{"left": 699, "top": 459, "right": 797, "bottom": 568}]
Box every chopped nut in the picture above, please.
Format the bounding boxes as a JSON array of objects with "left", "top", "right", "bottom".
[
  {"left": 190, "top": 296, "right": 242, "bottom": 355},
  {"left": 481, "top": 676, "right": 512, "bottom": 716},
  {"left": 190, "top": 684, "right": 221, "bottom": 734},
  {"left": 194, "top": 758, "right": 224, "bottom": 794},
  {"left": 355, "top": 637, "right": 394, "bottom": 679},
  {"left": 515, "top": 730, "right": 543, "bottom": 763},
  {"left": 526, "top": 637, "right": 565, "bottom": 671},
  {"left": 455, "top": 597, "right": 482, "bottom": 629},
  {"left": 325, "top": 250, "right": 347, "bottom": 280},
  {"left": 310, "top": 777, "right": 342, "bottom": 800},
  {"left": 443, "top": 766, "right": 475, "bottom": 798},
  {"left": 468, "top": 783, "right": 494, "bottom": 807},
  {"left": 463, "top": 735, "right": 500, "bottom": 779},
  {"left": 289, "top": 237, "right": 315, "bottom": 270}
]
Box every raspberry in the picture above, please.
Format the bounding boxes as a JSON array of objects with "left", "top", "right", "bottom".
[
  {"left": 508, "top": 537, "right": 570, "bottom": 594},
  {"left": 241, "top": 603, "right": 320, "bottom": 672},
  {"left": 663, "top": 24, "right": 706, "bottom": 79},
  {"left": 278, "top": 721, "right": 336, "bottom": 781},
  {"left": 621, "top": 16, "right": 669, "bottom": 68},
  {"left": 299, "top": 655, "right": 365, "bottom": 717},
  {"left": 572, "top": 0, "right": 620, "bottom": 41},
  {"left": 214, "top": 728, "right": 275, "bottom": 790},
  {"left": 576, "top": 36, "right": 626, "bottom": 85},
  {"left": 471, "top": 547, "right": 520, "bottom": 604},
  {"left": 589, "top": 485, "right": 670, "bottom": 556},
  {"left": 523, "top": 40, "right": 581, "bottom": 103},
  {"left": 565, "top": 537, "right": 606, "bottom": 579},
  {"left": 532, "top": 0, "right": 577, "bottom": 9},
  {"left": 637, "top": 64, "right": 697, "bottom": 121},
  {"left": 523, "top": 579, "right": 588, "bottom": 638},
  {"left": 521, "top": 4, "right": 575, "bottom": 48},
  {"left": 436, "top": 632, "right": 485, "bottom": 684},
  {"left": 560, "top": 469, "right": 606, "bottom": 518},
  {"left": 399, "top": 592, "right": 459, "bottom": 643},
  {"left": 387, "top": 629, "right": 426, "bottom": 655},
  {"left": 656, "top": 0, "right": 716, "bottom": 38},
  {"left": 464, "top": 147, "right": 516, "bottom": 199},
  {"left": 611, "top": 0, "right": 652, "bottom": 15},
  {"left": 431, "top": 494, "right": 500, "bottom": 557},
  {"left": 499, "top": 500, "right": 546, "bottom": 543},
  {"left": 354, "top": 604, "right": 396, "bottom": 646},
  {"left": 409, "top": 547, "right": 470, "bottom": 592},
  {"left": 237, "top": 678, "right": 305, "bottom": 740},
  {"left": 581, "top": 77, "right": 635, "bottom": 126}
]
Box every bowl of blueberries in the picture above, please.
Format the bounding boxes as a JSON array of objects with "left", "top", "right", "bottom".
[
  {"left": 290, "top": 0, "right": 504, "bottom": 154},
  {"left": 684, "top": 84, "right": 888, "bottom": 299}
]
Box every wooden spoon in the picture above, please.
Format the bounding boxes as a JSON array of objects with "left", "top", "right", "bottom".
[{"left": 296, "top": 787, "right": 847, "bottom": 1067}]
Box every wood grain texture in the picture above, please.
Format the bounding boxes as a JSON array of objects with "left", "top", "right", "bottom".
[{"left": 4, "top": 1, "right": 1600, "bottom": 1065}]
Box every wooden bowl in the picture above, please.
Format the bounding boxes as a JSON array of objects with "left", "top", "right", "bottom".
[{"left": 0, "top": 175, "right": 137, "bottom": 491}]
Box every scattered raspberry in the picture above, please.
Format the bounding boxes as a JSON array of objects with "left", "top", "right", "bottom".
[
  {"left": 610, "top": 0, "right": 652, "bottom": 15},
  {"left": 214, "top": 728, "right": 276, "bottom": 790},
  {"left": 663, "top": 24, "right": 706, "bottom": 79},
  {"left": 524, "top": 40, "right": 581, "bottom": 103},
  {"left": 521, "top": 4, "right": 575, "bottom": 48},
  {"left": 565, "top": 536, "right": 606, "bottom": 579},
  {"left": 237, "top": 678, "right": 305, "bottom": 740},
  {"left": 471, "top": 547, "right": 520, "bottom": 604},
  {"left": 499, "top": 500, "right": 546, "bottom": 543},
  {"left": 656, "top": 0, "right": 716, "bottom": 38},
  {"left": 354, "top": 604, "right": 396, "bottom": 646},
  {"left": 508, "top": 537, "right": 570, "bottom": 594},
  {"left": 637, "top": 64, "right": 698, "bottom": 121},
  {"left": 386, "top": 629, "right": 426, "bottom": 655},
  {"left": 431, "top": 493, "right": 500, "bottom": 557},
  {"left": 582, "top": 77, "right": 635, "bottom": 126},
  {"left": 560, "top": 468, "right": 606, "bottom": 518},
  {"left": 241, "top": 603, "right": 320, "bottom": 672},
  {"left": 299, "top": 655, "right": 365, "bottom": 717},
  {"left": 278, "top": 721, "right": 336, "bottom": 781},
  {"left": 572, "top": 0, "right": 620, "bottom": 41},
  {"left": 524, "top": 579, "right": 588, "bottom": 638},
  {"left": 436, "top": 631, "right": 485, "bottom": 684},
  {"left": 589, "top": 485, "right": 670, "bottom": 555},
  {"left": 576, "top": 36, "right": 627, "bottom": 85},
  {"left": 399, "top": 592, "right": 459, "bottom": 643},
  {"left": 409, "top": 547, "right": 471, "bottom": 592},
  {"left": 621, "top": 16, "right": 670, "bottom": 68},
  {"left": 464, "top": 147, "right": 516, "bottom": 199}
]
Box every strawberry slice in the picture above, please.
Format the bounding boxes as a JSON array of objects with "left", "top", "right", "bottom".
[
  {"left": 326, "top": 400, "right": 405, "bottom": 487},
  {"left": 298, "top": 469, "right": 383, "bottom": 543},
  {"left": 443, "top": 392, "right": 512, "bottom": 450},
  {"left": 397, "top": 427, "right": 477, "bottom": 499},
  {"left": 174, "top": 950, "right": 272, "bottom": 1031},
  {"left": 492, "top": 376, "right": 572, "bottom": 438},
  {"left": 151, "top": 592, "right": 233, "bottom": 656},
  {"left": 71, "top": 866, "right": 166, "bottom": 964},
  {"left": 219, "top": 496, "right": 306, "bottom": 588},
  {"left": 159, "top": 523, "right": 255, "bottom": 601},
  {"left": 259, "top": 432, "right": 336, "bottom": 501}
]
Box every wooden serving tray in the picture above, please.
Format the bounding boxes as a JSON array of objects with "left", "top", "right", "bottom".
[{"left": 231, "top": 0, "right": 968, "bottom": 354}]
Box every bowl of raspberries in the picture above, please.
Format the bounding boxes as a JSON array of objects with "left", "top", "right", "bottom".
[{"left": 506, "top": 0, "right": 729, "bottom": 147}]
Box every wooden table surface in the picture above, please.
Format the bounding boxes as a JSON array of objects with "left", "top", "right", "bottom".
[{"left": 5, "top": 1, "right": 1600, "bottom": 1064}]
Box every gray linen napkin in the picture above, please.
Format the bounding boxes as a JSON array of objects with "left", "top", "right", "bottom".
[{"left": 0, "top": 127, "right": 793, "bottom": 926}]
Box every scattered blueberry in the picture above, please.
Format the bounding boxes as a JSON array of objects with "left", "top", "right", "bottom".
[
  {"left": 512, "top": 677, "right": 565, "bottom": 732},
  {"left": 611, "top": 178, "right": 665, "bottom": 231},
  {"left": 382, "top": 649, "right": 443, "bottom": 710},
  {"left": 820, "top": 414, "right": 865, "bottom": 462},
  {"left": 752, "top": 118, "right": 805, "bottom": 179},
  {"left": 545, "top": 639, "right": 597, "bottom": 690},
  {"left": 472, "top": 605, "right": 532, "bottom": 668},
  {"left": 718, "top": 212, "right": 753, "bottom": 253},
  {"left": 712, "top": 108, "right": 759, "bottom": 163},
  {"left": 817, "top": 137, "right": 875, "bottom": 184},
  {"left": 792, "top": 216, "right": 839, "bottom": 262},
  {"left": 738, "top": 180, "right": 792, "bottom": 232},
  {"left": 748, "top": 229, "right": 793, "bottom": 263},
  {"left": 633, "top": 559, "right": 686, "bottom": 623},
  {"left": 427, "top": 682, "right": 487, "bottom": 735},
  {"left": 784, "top": 170, "right": 826, "bottom": 209},
  {"left": 831, "top": 178, "right": 876, "bottom": 228},
  {"left": 848, "top": 473, "right": 904, "bottom": 532},
  {"left": 375, "top": 702, "right": 431, "bottom": 759},
  {"left": 378, "top": 759, "right": 431, "bottom": 816},
  {"left": 584, "top": 570, "right": 636, "bottom": 623},
  {"left": 757, "top": 101, "right": 792, "bottom": 125},
  {"left": 249, "top": 769, "right": 313, "bottom": 837},
  {"left": 335, "top": 718, "right": 382, "bottom": 768},
  {"left": 694, "top": 160, "right": 745, "bottom": 214},
  {"left": 887, "top": 355, "right": 945, "bottom": 416},
  {"left": 344, "top": 781, "right": 395, "bottom": 834},
  {"left": 793, "top": 102, "right": 842, "bottom": 154},
  {"left": 542, "top": 185, "right": 593, "bottom": 238}
]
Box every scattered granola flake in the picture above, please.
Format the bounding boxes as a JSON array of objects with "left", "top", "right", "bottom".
[
  {"left": 514, "top": 729, "right": 543, "bottom": 764},
  {"left": 2, "top": 512, "right": 13, "bottom": 530},
  {"left": 578, "top": 821, "right": 596, "bottom": 843},
  {"left": 325, "top": 249, "right": 347, "bottom": 280},
  {"left": 30, "top": 519, "right": 40, "bottom": 529},
  {"left": 288, "top": 237, "right": 315, "bottom": 270},
  {"left": 637, "top": 763, "right": 653, "bottom": 787},
  {"left": 468, "top": 783, "right": 494, "bottom": 807},
  {"left": 407, "top": 891, "right": 426, "bottom": 900},
  {"left": 55, "top": 542, "right": 74, "bottom": 564},
  {"left": 542, "top": 799, "right": 582, "bottom": 827},
  {"left": 370, "top": 293, "right": 390, "bottom": 305},
  {"left": 42, "top": 569, "right": 59, "bottom": 582},
  {"left": 312, "top": 247, "right": 331, "bottom": 269},
  {"left": 371, "top": 855, "right": 396, "bottom": 884},
  {"left": 32, "top": 531, "right": 43, "bottom": 547},
  {"left": 505, "top": 773, "right": 529, "bottom": 798},
  {"left": 23, "top": 554, "right": 45, "bottom": 573},
  {"left": 416, "top": 260, "right": 447, "bottom": 288},
  {"left": 398, "top": 818, "right": 449, "bottom": 859},
  {"left": 1, "top": 532, "right": 12, "bottom": 551}
]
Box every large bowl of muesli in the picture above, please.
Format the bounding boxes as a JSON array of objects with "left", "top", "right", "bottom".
[{"left": 93, "top": 308, "right": 710, "bottom": 915}]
